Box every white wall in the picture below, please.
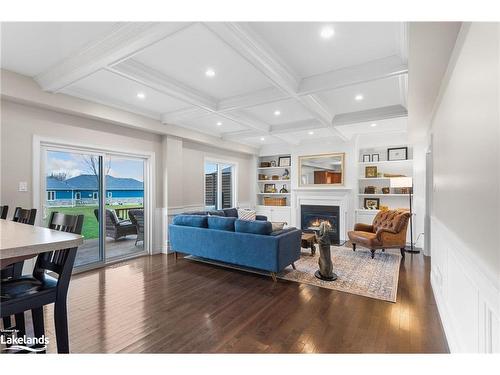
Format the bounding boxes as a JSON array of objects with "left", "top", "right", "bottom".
[
  {"left": 166, "top": 137, "right": 254, "bottom": 211},
  {"left": 429, "top": 23, "right": 500, "bottom": 352}
]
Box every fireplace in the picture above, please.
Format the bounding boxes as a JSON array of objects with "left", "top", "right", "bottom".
[{"left": 300, "top": 205, "right": 340, "bottom": 244}]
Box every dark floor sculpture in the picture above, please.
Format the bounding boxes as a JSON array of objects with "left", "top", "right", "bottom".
[{"left": 314, "top": 221, "right": 337, "bottom": 281}]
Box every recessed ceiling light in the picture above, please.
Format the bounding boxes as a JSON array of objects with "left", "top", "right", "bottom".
[
  {"left": 205, "top": 68, "right": 216, "bottom": 78},
  {"left": 320, "top": 26, "right": 335, "bottom": 39},
  {"left": 355, "top": 94, "right": 364, "bottom": 101},
  {"left": 308, "top": 131, "right": 314, "bottom": 135},
  {"left": 136, "top": 92, "right": 146, "bottom": 99},
  {"left": 274, "top": 110, "right": 281, "bottom": 116},
  {"left": 216, "top": 121, "right": 222, "bottom": 126},
  {"left": 260, "top": 137, "right": 265, "bottom": 141},
  {"left": 371, "top": 123, "right": 377, "bottom": 127}
]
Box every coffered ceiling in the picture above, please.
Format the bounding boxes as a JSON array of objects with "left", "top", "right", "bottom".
[{"left": 1, "top": 22, "right": 408, "bottom": 147}]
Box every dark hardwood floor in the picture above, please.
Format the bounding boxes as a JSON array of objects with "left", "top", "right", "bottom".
[{"left": 35, "top": 250, "right": 448, "bottom": 353}]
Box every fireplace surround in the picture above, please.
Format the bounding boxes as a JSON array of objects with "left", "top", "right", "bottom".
[{"left": 300, "top": 204, "right": 340, "bottom": 244}]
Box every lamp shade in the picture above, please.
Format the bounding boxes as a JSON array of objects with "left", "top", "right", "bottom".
[{"left": 390, "top": 177, "right": 412, "bottom": 188}]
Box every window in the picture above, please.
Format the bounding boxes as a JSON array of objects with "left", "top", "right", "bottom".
[
  {"left": 74, "top": 192, "right": 81, "bottom": 200},
  {"left": 47, "top": 191, "right": 55, "bottom": 201},
  {"left": 204, "top": 161, "right": 235, "bottom": 210},
  {"left": 92, "top": 192, "right": 98, "bottom": 200}
]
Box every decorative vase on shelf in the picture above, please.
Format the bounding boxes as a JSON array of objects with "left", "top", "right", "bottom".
[{"left": 280, "top": 184, "right": 288, "bottom": 193}]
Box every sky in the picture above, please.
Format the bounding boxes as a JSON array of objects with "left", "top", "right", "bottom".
[{"left": 46, "top": 150, "right": 144, "bottom": 182}]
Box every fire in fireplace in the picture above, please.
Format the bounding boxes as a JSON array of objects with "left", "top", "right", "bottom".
[{"left": 300, "top": 205, "right": 340, "bottom": 244}]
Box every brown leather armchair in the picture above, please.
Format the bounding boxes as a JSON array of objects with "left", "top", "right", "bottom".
[{"left": 348, "top": 210, "right": 410, "bottom": 259}]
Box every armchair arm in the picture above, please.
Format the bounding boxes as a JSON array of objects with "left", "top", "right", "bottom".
[
  {"left": 354, "top": 223, "right": 374, "bottom": 232},
  {"left": 376, "top": 228, "right": 406, "bottom": 246}
]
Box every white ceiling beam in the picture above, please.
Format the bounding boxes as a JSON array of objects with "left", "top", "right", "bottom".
[
  {"left": 35, "top": 22, "right": 192, "bottom": 92},
  {"left": 221, "top": 129, "right": 265, "bottom": 141},
  {"left": 219, "top": 111, "right": 270, "bottom": 133},
  {"left": 206, "top": 22, "right": 348, "bottom": 141},
  {"left": 109, "top": 59, "right": 218, "bottom": 111},
  {"left": 298, "top": 55, "right": 408, "bottom": 95},
  {"left": 205, "top": 22, "right": 300, "bottom": 93},
  {"left": 332, "top": 105, "right": 408, "bottom": 126}
]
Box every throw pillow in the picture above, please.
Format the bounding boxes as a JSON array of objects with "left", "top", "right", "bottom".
[
  {"left": 271, "top": 222, "right": 285, "bottom": 232},
  {"left": 237, "top": 208, "right": 256, "bottom": 221}
]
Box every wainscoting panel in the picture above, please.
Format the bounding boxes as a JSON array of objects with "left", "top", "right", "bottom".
[{"left": 431, "top": 216, "right": 500, "bottom": 352}]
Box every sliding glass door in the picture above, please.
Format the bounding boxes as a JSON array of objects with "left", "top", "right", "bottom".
[
  {"left": 44, "top": 149, "right": 105, "bottom": 267},
  {"left": 204, "top": 161, "right": 235, "bottom": 210},
  {"left": 43, "top": 146, "right": 148, "bottom": 269}
]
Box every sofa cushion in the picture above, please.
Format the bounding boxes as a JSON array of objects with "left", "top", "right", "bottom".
[
  {"left": 208, "top": 210, "right": 225, "bottom": 217},
  {"left": 222, "top": 208, "right": 238, "bottom": 218},
  {"left": 173, "top": 215, "right": 208, "bottom": 228},
  {"left": 208, "top": 216, "right": 236, "bottom": 231},
  {"left": 235, "top": 219, "right": 272, "bottom": 235},
  {"left": 237, "top": 208, "right": 256, "bottom": 221}
]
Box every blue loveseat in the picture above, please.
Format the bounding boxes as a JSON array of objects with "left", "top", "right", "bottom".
[{"left": 169, "top": 213, "right": 301, "bottom": 280}]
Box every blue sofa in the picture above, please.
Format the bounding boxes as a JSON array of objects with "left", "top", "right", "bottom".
[{"left": 169, "top": 214, "right": 301, "bottom": 280}]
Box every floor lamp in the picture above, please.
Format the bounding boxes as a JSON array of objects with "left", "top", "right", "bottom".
[{"left": 390, "top": 177, "right": 419, "bottom": 254}]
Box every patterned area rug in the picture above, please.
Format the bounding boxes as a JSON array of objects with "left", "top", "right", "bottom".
[
  {"left": 185, "top": 246, "right": 401, "bottom": 303},
  {"left": 279, "top": 247, "right": 401, "bottom": 302}
]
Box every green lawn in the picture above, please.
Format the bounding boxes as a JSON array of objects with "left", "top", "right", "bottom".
[{"left": 47, "top": 204, "right": 140, "bottom": 240}]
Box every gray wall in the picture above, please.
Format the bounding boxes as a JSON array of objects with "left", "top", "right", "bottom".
[
  {"left": 431, "top": 23, "right": 499, "bottom": 275},
  {"left": 0, "top": 100, "right": 164, "bottom": 211}
]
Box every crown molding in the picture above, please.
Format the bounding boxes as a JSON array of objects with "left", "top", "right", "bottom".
[
  {"left": 217, "top": 86, "right": 287, "bottom": 112},
  {"left": 35, "top": 22, "right": 192, "bottom": 92}
]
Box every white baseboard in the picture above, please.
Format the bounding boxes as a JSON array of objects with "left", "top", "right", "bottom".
[{"left": 431, "top": 216, "right": 500, "bottom": 352}]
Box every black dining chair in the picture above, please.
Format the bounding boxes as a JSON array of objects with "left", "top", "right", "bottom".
[
  {"left": 0, "top": 211, "right": 83, "bottom": 353},
  {"left": 0, "top": 205, "right": 8, "bottom": 219},
  {"left": 12, "top": 207, "right": 37, "bottom": 225},
  {"left": 1, "top": 207, "right": 37, "bottom": 336}
]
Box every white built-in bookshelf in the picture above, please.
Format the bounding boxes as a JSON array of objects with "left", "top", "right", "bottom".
[
  {"left": 356, "top": 145, "right": 413, "bottom": 213},
  {"left": 255, "top": 154, "right": 292, "bottom": 223}
]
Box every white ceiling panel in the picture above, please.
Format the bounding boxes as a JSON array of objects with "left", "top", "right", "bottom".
[
  {"left": 62, "top": 69, "right": 189, "bottom": 118},
  {"left": 180, "top": 113, "right": 247, "bottom": 135},
  {"left": 240, "top": 98, "right": 315, "bottom": 126},
  {"left": 318, "top": 75, "right": 403, "bottom": 114},
  {"left": 133, "top": 23, "right": 272, "bottom": 100},
  {"left": 277, "top": 127, "right": 334, "bottom": 143},
  {"left": 1, "top": 22, "right": 118, "bottom": 77},
  {"left": 249, "top": 22, "right": 401, "bottom": 78}
]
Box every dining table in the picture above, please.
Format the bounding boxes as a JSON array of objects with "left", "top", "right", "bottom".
[
  {"left": 0, "top": 219, "right": 83, "bottom": 268},
  {"left": 0, "top": 218, "right": 83, "bottom": 352}
]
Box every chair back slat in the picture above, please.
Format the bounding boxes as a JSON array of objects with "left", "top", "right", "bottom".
[
  {"left": 12, "top": 207, "right": 37, "bottom": 225},
  {"left": 33, "top": 212, "right": 84, "bottom": 286},
  {"left": 0, "top": 205, "right": 8, "bottom": 220}
]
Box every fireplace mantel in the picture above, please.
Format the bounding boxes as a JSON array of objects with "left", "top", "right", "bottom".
[{"left": 293, "top": 186, "right": 352, "bottom": 192}]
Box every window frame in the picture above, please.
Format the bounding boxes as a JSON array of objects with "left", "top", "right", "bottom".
[
  {"left": 203, "top": 158, "right": 238, "bottom": 210},
  {"left": 47, "top": 190, "right": 55, "bottom": 201}
]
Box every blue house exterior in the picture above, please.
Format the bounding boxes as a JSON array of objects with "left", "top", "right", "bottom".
[{"left": 46, "top": 175, "right": 144, "bottom": 206}]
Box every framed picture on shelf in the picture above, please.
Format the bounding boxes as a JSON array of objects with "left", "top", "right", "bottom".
[
  {"left": 278, "top": 156, "right": 291, "bottom": 167},
  {"left": 362, "top": 154, "right": 371, "bottom": 162},
  {"left": 371, "top": 153, "right": 380, "bottom": 162},
  {"left": 364, "top": 198, "right": 380, "bottom": 210},
  {"left": 387, "top": 147, "right": 408, "bottom": 161},
  {"left": 365, "top": 166, "right": 378, "bottom": 178},
  {"left": 264, "top": 183, "right": 276, "bottom": 193}
]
